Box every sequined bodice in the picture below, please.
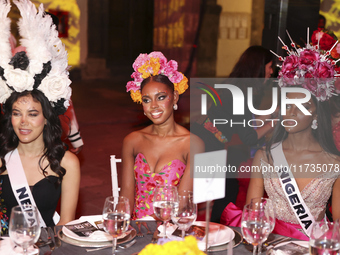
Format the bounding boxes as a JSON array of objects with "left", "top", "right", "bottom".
[
  {"left": 132, "top": 153, "right": 186, "bottom": 220},
  {"left": 262, "top": 159, "right": 339, "bottom": 224}
]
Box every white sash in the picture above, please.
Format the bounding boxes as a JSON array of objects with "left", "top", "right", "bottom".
[
  {"left": 271, "top": 143, "right": 315, "bottom": 237},
  {"left": 5, "top": 149, "right": 46, "bottom": 228}
]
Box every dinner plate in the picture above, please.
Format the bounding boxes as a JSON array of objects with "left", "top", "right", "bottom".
[
  {"left": 266, "top": 241, "right": 309, "bottom": 255},
  {"left": 207, "top": 228, "right": 243, "bottom": 252},
  {"left": 62, "top": 218, "right": 131, "bottom": 242},
  {"left": 58, "top": 226, "right": 137, "bottom": 248},
  {"left": 194, "top": 221, "right": 235, "bottom": 247}
]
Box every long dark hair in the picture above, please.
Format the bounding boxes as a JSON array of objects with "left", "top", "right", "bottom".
[
  {"left": 229, "top": 45, "right": 273, "bottom": 78},
  {"left": 140, "top": 74, "right": 174, "bottom": 92},
  {"left": 0, "top": 90, "right": 66, "bottom": 184},
  {"left": 266, "top": 95, "right": 340, "bottom": 160}
]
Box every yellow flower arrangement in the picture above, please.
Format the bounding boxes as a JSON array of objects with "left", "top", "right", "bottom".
[{"left": 138, "top": 236, "right": 205, "bottom": 255}]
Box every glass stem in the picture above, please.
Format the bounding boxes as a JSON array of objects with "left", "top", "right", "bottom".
[
  {"left": 181, "top": 229, "right": 185, "bottom": 239},
  {"left": 112, "top": 237, "right": 117, "bottom": 255},
  {"left": 253, "top": 245, "right": 257, "bottom": 255},
  {"left": 163, "top": 221, "right": 166, "bottom": 237}
]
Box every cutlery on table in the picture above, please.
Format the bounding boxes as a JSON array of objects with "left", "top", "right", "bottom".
[
  {"left": 262, "top": 236, "right": 292, "bottom": 252},
  {"left": 135, "top": 221, "right": 144, "bottom": 237},
  {"left": 151, "top": 221, "right": 162, "bottom": 243},
  {"left": 53, "top": 226, "right": 61, "bottom": 248},
  {"left": 85, "top": 239, "right": 137, "bottom": 252}
]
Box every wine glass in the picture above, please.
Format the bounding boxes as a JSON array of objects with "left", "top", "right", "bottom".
[
  {"left": 309, "top": 220, "right": 340, "bottom": 254},
  {"left": 171, "top": 190, "right": 197, "bottom": 239},
  {"left": 241, "top": 203, "right": 272, "bottom": 255},
  {"left": 102, "top": 196, "right": 130, "bottom": 255},
  {"left": 153, "top": 185, "right": 179, "bottom": 238},
  {"left": 250, "top": 197, "right": 276, "bottom": 252},
  {"left": 9, "top": 205, "right": 41, "bottom": 255}
]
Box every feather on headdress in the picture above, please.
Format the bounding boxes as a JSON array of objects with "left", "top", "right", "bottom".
[{"left": 0, "top": 0, "right": 71, "bottom": 114}]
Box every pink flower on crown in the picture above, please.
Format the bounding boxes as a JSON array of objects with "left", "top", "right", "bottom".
[
  {"left": 149, "top": 52, "right": 167, "bottom": 67},
  {"left": 280, "top": 55, "right": 298, "bottom": 75},
  {"left": 131, "top": 71, "right": 143, "bottom": 83},
  {"left": 299, "top": 49, "right": 319, "bottom": 70},
  {"left": 132, "top": 53, "right": 149, "bottom": 70},
  {"left": 303, "top": 77, "right": 318, "bottom": 94},
  {"left": 314, "top": 61, "right": 334, "bottom": 78},
  {"left": 168, "top": 71, "right": 183, "bottom": 84},
  {"left": 126, "top": 81, "right": 140, "bottom": 92}
]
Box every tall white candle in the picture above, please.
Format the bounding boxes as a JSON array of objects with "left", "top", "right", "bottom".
[{"left": 110, "top": 155, "right": 121, "bottom": 197}]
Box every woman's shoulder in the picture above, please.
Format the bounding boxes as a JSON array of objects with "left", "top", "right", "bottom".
[{"left": 61, "top": 151, "right": 80, "bottom": 170}]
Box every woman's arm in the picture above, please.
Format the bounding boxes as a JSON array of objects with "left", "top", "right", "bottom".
[
  {"left": 120, "top": 133, "right": 137, "bottom": 216},
  {"left": 58, "top": 151, "right": 81, "bottom": 225},
  {"left": 331, "top": 177, "right": 340, "bottom": 221},
  {"left": 178, "top": 134, "right": 205, "bottom": 195},
  {"left": 245, "top": 149, "right": 265, "bottom": 204}
]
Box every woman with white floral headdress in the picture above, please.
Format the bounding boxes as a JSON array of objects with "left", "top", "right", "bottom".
[
  {"left": 120, "top": 52, "right": 204, "bottom": 220},
  {"left": 0, "top": 0, "right": 80, "bottom": 234}
]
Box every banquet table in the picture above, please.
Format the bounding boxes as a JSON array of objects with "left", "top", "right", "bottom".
[{"left": 35, "top": 220, "right": 262, "bottom": 255}]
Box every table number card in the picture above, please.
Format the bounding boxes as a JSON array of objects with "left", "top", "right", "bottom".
[{"left": 193, "top": 150, "right": 227, "bottom": 204}]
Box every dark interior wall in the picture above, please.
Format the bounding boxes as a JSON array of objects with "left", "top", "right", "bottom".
[
  {"left": 262, "top": 0, "right": 320, "bottom": 65},
  {"left": 87, "top": 0, "right": 153, "bottom": 68}
]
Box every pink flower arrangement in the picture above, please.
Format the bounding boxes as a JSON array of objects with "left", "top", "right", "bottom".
[
  {"left": 276, "top": 29, "right": 340, "bottom": 101},
  {"left": 126, "top": 51, "right": 188, "bottom": 103}
]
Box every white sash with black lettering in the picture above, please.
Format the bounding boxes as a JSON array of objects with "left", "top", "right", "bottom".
[
  {"left": 271, "top": 143, "right": 315, "bottom": 237},
  {"left": 5, "top": 149, "right": 46, "bottom": 228}
]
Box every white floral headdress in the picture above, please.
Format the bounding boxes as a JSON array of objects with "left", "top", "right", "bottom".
[
  {"left": 0, "top": 0, "right": 71, "bottom": 114},
  {"left": 271, "top": 29, "right": 340, "bottom": 102}
]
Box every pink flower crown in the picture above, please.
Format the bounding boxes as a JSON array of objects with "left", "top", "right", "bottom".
[
  {"left": 126, "top": 51, "right": 188, "bottom": 103},
  {"left": 272, "top": 29, "right": 340, "bottom": 102}
]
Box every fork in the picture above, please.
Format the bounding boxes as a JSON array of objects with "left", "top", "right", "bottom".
[
  {"left": 47, "top": 227, "right": 55, "bottom": 251},
  {"left": 85, "top": 239, "right": 137, "bottom": 252},
  {"left": 151, "top": 221, "right": 162, "bottom": 243},
  {"left": 135, "top": 221, "right": 144, "bottom": 237}
]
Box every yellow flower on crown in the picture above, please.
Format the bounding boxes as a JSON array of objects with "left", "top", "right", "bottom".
[{"left": 126, "top": 52, "right": 189, "bottom": 103}]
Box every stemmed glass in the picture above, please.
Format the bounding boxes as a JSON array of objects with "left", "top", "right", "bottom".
[
  {"left": 102, "top": 196, "right": 130, "bottom": 255},
  {"left": 309, "top": 220, "right": 340, "bottom": 254},
  {"left": 250, "top": 197, "right": 276, "bottom": 253},
  {"left": 9, "top": 205, "right": 41, "bottom": 255},
  {"left": 241, "top": 203, "right": 272, "bottom": 255},
  {"left": 171, "top": 190, "right": 197, "bottom": 239},
  {"left": 153, "top": 185, "right": 179, "bottom": 238}
]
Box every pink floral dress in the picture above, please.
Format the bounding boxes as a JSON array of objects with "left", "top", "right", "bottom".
[{"left": 132, "top": 153, "right": 186, "bottom": 220}]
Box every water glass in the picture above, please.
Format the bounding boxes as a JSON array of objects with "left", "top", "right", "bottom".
[
  {"left": 153, "top": 185, "right": 178, "bottom": 238},
  {"left": 309, "top": 220, "right": 340, "bottom": 255},
  {"left": 102, "top": 196, "right": 130, "bottom": 255},
  {"left": 171, "top": 190, "right": 197, "bottom": 238},
  {"left": 9, "top": 205, "right": 41, "bottom": 255},
  {"left": 241, "top": 203, "right": 272, "bottom": 255}
]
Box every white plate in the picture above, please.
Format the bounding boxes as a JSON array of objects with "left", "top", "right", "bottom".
[
  {"left": 191, "top": 221, "right": 235, "bottom": 247},
  {"left": 272, "top": 241, "right": 309, "bottom": 248},
  {"left": 62, "top": 216, "right": 131, "bottom": 243}
]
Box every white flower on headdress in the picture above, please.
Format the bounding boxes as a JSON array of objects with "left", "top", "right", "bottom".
[
  {"left": 4, "top": 68, "right": 34, "bottom": 92},
  {"left": 0, "top": 79, "right": 12, "bottom": 104},
  {"left": 38, "top": 74, "right": 71, "bottom": 103}
]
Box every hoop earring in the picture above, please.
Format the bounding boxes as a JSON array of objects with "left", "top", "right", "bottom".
[
  {"left": 173, "top": 104, "right": 178, "bottom": 110},
  {"left": 311, "top": 119, "right": 318, "bottom": 130},
  {"left": 144, "top": 112, "right": 146, "bottom": 116}
]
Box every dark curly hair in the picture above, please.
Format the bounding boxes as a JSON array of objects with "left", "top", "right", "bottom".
[
  {"left": 140, "top": 74, "right": 174, "bottom": 92},
  {"left": 0, "top": 90, "right": 66, "bottom": 185}
]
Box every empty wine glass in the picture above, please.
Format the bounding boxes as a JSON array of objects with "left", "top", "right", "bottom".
[
  {"left": 102, "top": 196, "right": 130, "bottom": 255},
  {"left": 9, "top": 205, "right": 41, "bottom": 255},
  {"left": 153, "top": 185, "right": 179, "bottom": 238},
  {"left": 171, "top": 190, "right": 197, "bottom": 239},
  {"left": 241, "top": 203, "right": 272, "bottom": 255},
  {"left": 309, "top": 220, "right": 340, "bottom": 254}
]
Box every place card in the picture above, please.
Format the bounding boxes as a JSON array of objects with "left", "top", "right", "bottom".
[{"left": 64, "top": 221, "right": 98, "bottom": 237}]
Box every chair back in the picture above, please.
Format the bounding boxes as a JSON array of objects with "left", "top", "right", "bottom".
[{"left": 110, "top": 155, "right": 122, "bottom": 197}]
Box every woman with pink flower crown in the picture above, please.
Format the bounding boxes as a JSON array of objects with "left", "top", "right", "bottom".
[
  {"left": 244, "top": 30, "right": 340, "bottom": 240},
  {"left": 120, "top": 52, "right": 204, "bottom": 220}
]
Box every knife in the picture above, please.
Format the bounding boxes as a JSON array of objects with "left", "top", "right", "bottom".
[{"left": 53, "top": 226, "right": 62, "bottom": 248}]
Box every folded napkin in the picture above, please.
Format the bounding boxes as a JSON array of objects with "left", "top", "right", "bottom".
[
  {"left": 0, "top": 237, "right": 39, "bottom": 255},
  {"left": 267, "top": 241, "right": 309, "bottom": 255}
]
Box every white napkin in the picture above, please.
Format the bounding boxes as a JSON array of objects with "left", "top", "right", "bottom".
[
  {"left": 0, "top": 237, "right": 38, "bottom": 255},
  {"left": 268, "top": 241, "right": 309, "bottom": 255},
  {"left": 158, "top": 222, "right": 177, "bottom": 237}
]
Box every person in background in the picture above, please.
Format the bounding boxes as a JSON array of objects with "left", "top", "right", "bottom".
[{"left": 120, "top": 52, "right": 204, "bottom": 220}]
